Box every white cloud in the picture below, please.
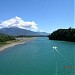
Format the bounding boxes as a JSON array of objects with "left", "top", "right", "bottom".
[{"left": 0, "top": 16, "right": 38, "bottom": 31}]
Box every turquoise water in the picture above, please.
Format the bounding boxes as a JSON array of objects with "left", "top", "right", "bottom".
[{"left": 0, "top": 37, "right": 75, "bottom": 75}]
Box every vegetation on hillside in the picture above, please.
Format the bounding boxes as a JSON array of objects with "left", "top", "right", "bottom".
[
  {"left": 16, "top": 35, "right": 48, "bottom": 37},
  {"left": 0, "top": 33, "right": 15, "bottom": 45},
  {"left": 48, "top": 28, "right": 75, "bottom": 42}
]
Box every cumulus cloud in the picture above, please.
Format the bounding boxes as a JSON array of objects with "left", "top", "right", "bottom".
[{"left": 0, "top": 16, "right": 38, "bottom": 31}]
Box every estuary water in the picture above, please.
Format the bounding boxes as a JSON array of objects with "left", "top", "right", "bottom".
[{"left": 0, "top": 37, "right": 75, "bottom": 75}]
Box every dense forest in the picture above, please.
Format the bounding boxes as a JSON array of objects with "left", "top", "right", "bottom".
[
  {"left": 0, "top": 33, "right": 15, "bottom": 44},
  {"left": 48, "top": 28, "right": 75, "bottom": 42}
]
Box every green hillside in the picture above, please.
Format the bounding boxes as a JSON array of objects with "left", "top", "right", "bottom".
[
  {"left": 0, "top": 33, "right": 15, "bottom": 45},
  {"left": 48, "top": 28, "right": 75, "bottom": 42}
]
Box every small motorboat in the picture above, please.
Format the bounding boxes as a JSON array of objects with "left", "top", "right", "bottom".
[{"left": 52, "top": 46, "right": 57, "bottom": 49}]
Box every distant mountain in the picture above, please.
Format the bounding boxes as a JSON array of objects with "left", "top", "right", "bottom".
[
  {"left": 0, "top": 16, "right": 49, "bottom": 36},
  {"left": 0, "top": 27, "right": 48, "bottom": 36}
]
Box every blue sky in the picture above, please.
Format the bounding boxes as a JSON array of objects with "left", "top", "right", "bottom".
[{"left": 0, "top": 0, "right": 74, "bottom": 33}]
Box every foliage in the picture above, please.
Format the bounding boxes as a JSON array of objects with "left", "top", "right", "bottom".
[
  {"left": 0, "top": 33, "right": 15, "bottom": 44},
  {"left": 48, "top": 28, "right": 75, "bottom": 42}
]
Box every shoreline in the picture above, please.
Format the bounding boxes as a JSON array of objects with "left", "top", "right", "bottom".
[{"left": 0, "top": 37, "right": 36, "bottom": 52}]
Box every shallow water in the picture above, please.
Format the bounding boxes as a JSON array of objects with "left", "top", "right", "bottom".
[{"left": 0, "top": 37, "right": 75, "bottom": 75}]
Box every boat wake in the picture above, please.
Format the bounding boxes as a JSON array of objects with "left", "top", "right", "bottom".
[
  {"left": 53, "top": 46, "right": 61, "bottom": 55},
  {"left": 52, "top": 46, "right": 70, "bottom": 62},
  {"left": 52, "top": 46, "right": 73, "bottom": 75}
]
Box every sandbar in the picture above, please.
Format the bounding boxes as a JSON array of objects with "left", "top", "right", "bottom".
[{"left": 0, "top": 37, "right": 36, "bottom": 51}]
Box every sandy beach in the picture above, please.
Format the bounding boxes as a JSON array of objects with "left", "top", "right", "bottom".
[{"left": 0, "top": 37, "right": 36, "bottom": 52}]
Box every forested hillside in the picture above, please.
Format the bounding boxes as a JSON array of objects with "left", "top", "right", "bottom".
[
  {"left": 0, "top": 33, "right": 15, "bottom": 44},
  {"left": 48, "top": 28, "right": 75, "bottom": 42}
]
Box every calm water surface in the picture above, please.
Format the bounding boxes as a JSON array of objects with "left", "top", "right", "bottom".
[{"left": 0, "top": 37, "right": 75, "bottom": 75}]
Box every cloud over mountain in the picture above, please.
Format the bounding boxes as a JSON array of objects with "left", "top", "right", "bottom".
[{"left": 0, "top": 16, "right": 38, "bottom": 31}]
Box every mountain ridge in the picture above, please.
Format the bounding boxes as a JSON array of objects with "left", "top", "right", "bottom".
[{"left": 0, "top": 27, "right": 49, "bottom": 36}]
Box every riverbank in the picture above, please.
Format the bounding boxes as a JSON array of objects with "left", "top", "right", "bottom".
[{"left": 0, "top": 37, "right": 36, "bottom": 51}]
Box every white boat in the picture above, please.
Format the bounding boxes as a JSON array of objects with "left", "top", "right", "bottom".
[{"left": 52, "top": 46, "right": 57, "bottom": 49}]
